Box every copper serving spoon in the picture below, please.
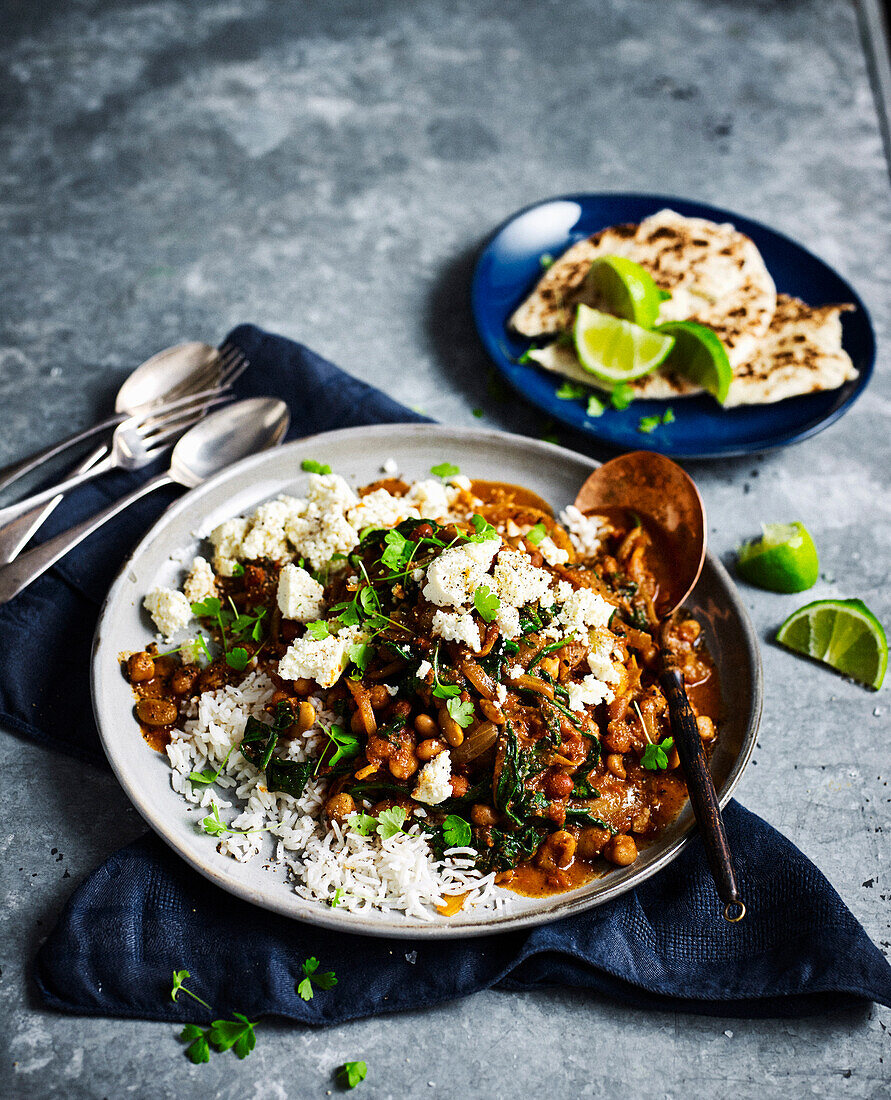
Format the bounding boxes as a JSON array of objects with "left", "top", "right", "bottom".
[{"left": 575, "top": 450, "right": 745, "bottom": 923}]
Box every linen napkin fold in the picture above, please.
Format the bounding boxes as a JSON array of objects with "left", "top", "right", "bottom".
[{"left": 3, "top": 324, "right": 889, "bottom": 1019}]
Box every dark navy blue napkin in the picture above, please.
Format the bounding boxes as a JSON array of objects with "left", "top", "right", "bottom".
[{"left": 6, "top": 325, "right": 890, "bottom": 1020}]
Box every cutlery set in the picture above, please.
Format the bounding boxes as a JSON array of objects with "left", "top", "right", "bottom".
[{"left": 0, "top": 340, "right": 287, "bottom": 605}]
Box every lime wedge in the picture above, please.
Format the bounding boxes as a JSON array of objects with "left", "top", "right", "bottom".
[
  {"left": 656, "top": 321, "right": 733, "bottom": 405},
  {"left": 585, "top": 256, "right": 666, "bottom": 329},
  {"left": 573, "top": 305, "right": 675, "bottom": 386},
  {"left": 736, "top": 522, "right": 819, "bottom": 593},
  {"left": 777, "top": 598, "right": 887, "bottom": 690}
]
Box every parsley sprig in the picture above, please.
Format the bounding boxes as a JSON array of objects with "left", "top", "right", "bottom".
[
  {"left": 348, "top": 805, "right": 408, "bottom": 839},
  {"left": 171, "top": 968, "right": 259, "bottom": 1064},
  {"left": 641, "top": 737, "right": 675, "bottom": 770},
  {"left": 297, "top": 957, "right": 338, "bottom": 1001},
  {"left": 199, "top": 800, "right": 266, "bottom": 838},
  {"left": 339, "top": 1061, "right": 368, "bottom": 1089}
]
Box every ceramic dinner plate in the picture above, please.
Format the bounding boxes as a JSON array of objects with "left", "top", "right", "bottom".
[
  {"left": 471, "top": 193, "right": 875, "bottom": 459},
  {"left": 92, "top": 425, "right": 762, "bottom": 937}
]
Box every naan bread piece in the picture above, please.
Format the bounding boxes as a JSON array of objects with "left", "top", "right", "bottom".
[
  {"left": 723, "top": 295, "right": 856, "bottom": 407},
  {"left": 510, "top": 209, "right": 777, "bottom": 369}
]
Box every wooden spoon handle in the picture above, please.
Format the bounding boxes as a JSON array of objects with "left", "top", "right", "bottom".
[{"left": 659, "top": 667, "right": 746, "bottom": 923}]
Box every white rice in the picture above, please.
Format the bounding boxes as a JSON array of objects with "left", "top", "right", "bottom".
[{"left": 165, "top": 671, "right": 504, "bottom": 920}]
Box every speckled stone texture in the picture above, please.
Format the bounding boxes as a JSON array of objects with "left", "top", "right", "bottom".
[{"left": 1, "top": 1, "right": 889, "bottom": 1096}]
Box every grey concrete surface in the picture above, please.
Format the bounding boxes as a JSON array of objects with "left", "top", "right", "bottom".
[{"left": 1, "top": 0, "right": 890, "bottom": 1096}]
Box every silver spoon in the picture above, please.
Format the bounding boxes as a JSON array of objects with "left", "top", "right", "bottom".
[
  {"left": 0, "top": 342, "right": 225, "bottom": 566},
  {"left": 0, "top": 398, "right": 290, "bottom": 607}
]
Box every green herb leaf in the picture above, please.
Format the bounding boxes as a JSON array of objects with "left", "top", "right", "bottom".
[
  {"left": 297, "top": 957, "right": 337, "bottom": 1000},
  {"left": 348, "top": 812, "right": 378, "bottom": 836},
  {"left": 199, "top": 800, "right": 264, "bottom": 838},
  {"left": 324, "top": 724, "right": 361, "bottom": 767},
  {"left": 525, "top": 522, "right": 547, "bottom": 546},
  {"left": 305, "top": 619, "right": 330, "bottom": 639},
  {"left": 641, "top": 736, "right": 675, "bottom": 771},
  {"left": 473, "top": 585, "right": 500, "bottom": 623},
  {"left": 180, "top": 1024, "right": 211, "bottom": 1064},
  {"left": 301, "top": 459, "right": 332, "bottom": 475},
  {"left": 190, "top": 596, "right": 222, "bottom": 618},
  {"left": 225, "top": 647, "right": 251, "bottom": 671},
  {"left": 610, "top": 384, "right": 635, "bottom": 410},
  {"left": 170, "top": 968, "right": 210, "bottom": 1009},
  {"left": 230, "top": 562, "right": 245, "bottom": 577},
  {"left": 662, "top": 407, "right": 675, "bottom": 424},
  {"left": 637, "top": 408, "right": 675, "bottom": 434},
  {"left": 586, "top": 394, "right": 606, "bottom": 417},
  {"left": 469, "top": 513, "right": 498, "bottom": 542},
  {"left": 430, "top": 462, "right": 460, "bottom": 478},
  {"left": 339, "top": 1061, "right": 368, "bottom": 1089},
  {"left": 297, "top": 977, "right": 313, "bottom": 1001},
  {"left": 208, "top": 1012, "right": 258, "bottom": 1059},
  {"left": 472, "top": 408, "right": 484, "bottom": 418},
  {"left": 555, "top": 381, "right": 588, "bottom": 401},
  {"left": 539, "top": 252, "right": 555, "bottom": 269},
  {"left": 381, "top": 528, "right": 412, "bottom": 571},
  {"left": 348, "top": 642, "right": 374, "bottom": 674},
  {"left": 188, "top": 746, "right": 234, "bottom": 787},
  {"left": 330, "top": 887, "right": 344, "bottom": 908},
  {"left": 442, "top": 815, "right": 472, "bottom": 849},
  {"left": 446, "top": 696, "right": 475, "bottom": 728},
  {"left": 376, "top": 806, "right": 407, "bottom": 840}
]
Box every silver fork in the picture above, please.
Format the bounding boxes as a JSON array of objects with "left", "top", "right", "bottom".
[
  {"left": 0, "top": 343, "right": 249, "bottom": 562},
  {"left": 0, "top": 388, "right": 232, "bottom": 531}
]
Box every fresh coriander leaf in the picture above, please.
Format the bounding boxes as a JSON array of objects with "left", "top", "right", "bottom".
[
  {"left": 301, "top": 459, "right": 332, "bottom": 475},
  {"left": 555, "top": 381, "right": 588, "bottom": 400},
  {"left": 199, "top": 800, "right": 265, "bottom": 838},
  {"left": 348, "top": 641, "right": 374, "bottom": 674},
  {"left": 209, "top": 1013, "right": 257, "bottom": 1059},
  {"left": 473, "top": 585, "right": 500, "bottom": 623},
  {"left": 297, "top": 977, "right": 314, "bottom": 1001},
  {"left": 297, "top": 956, "right": 336, "bottom": 1000},
  {"left": 431, "top": 679, "right": 460, "bottom": 700},
  {"left": 376, "top": 806, "right": 407, "bottom": 840},
  {"left": 442, "top": 814, "right": 472, "bottom": 849},
  {"left": 314, "top": 970, "right": 337, "bottom": 991},
  {"left": 180, "top": 1024, "right": 210, "bottom": 1064},
  {"left": 225, "top": 647, "right": 251, "bottom": 671},
  {"left": 662, "top": 407, "right": 675, "bottom": 425},
  {"left": 348, "top": 812, "right": 378, "bottom": 836},
  {"left": 230, "top": 562, "right": 245, "bottom": 577},
  {"left": 641, "top": 737, "right": 675, "bottom": 771},
  {"left": 637, "top": 414, "right": 662, "bottom": 434},
  {"left": 381, "top": 529, "right": 411, "bottom": 571},
  {"left": 330, "top": 887, "right": 344, "bottom": 908},
  {"left": 339, "top": 1061, "right": 368, "bottom": 1089},
  {"left": 539, "top": 252, "right": 555, "bottom": 269},
  {"left": 447, "top": 697, "right": 475, "bottom": 728},
  {"left": 190, "top": 596, "right": 222, "bottom": 618},
  {"left": 430, "top": 462, "right": 460, "bottom": 478},
  {"left": 586, "top": 394, "right": 606, "bottom": 417},
  {"left": 517, "top": 347, "right": 534, "bottom": 364},
  {"left": 525, "top": 522, "right": 547, "bottom": 546},
  {"left": 305, "top": 619, "right": 330, "bottom": 639},
  {"left": 303, "top": 957, "right": 320, "bottom": 976},
  {"left": 188, "top": 746, "right": 235, "bottom": 787},
  {"left": 358, "top": 585, "right": 379, "bottom": 614},
  {"left": 472, "top": 408, "right": 484, "bottom": 418},
  {"left": 610, "top": 384, "right": 635, "bottom": 410},
  {"left": 324, "top": 724, "right": 361, "bottom": 767},
  {"left": 469, "top": 513, "right": 497, "bottom": 541},
  {"left": 171, "top": 969, "right": 211, "bottom": 1010}
]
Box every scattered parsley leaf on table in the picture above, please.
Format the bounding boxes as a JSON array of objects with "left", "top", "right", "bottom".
[
  {"left": 472, "top": 408, "right": 484, "bottom": 418},
  {"left": 297, "top": 957, "right": 338, "bottom": 1001},
  {"left": 301, "top": 459, "right": 332, "bottom": 474},
  {"left": 539, "top": 252, "right": 554, "bottom": 269},
  {"left": 170, "top": 969, "right": 211, "bottom": 1010},
  {"left": 339, "top": 1061, "right": 368, "bottom": 1088},
  {"left": 180, "top": 1024, "right": 210, "bottom": 1064},
  {"left": 208, "top": 1013, "right": 258, "bottom": 1059},
  {"left": 473, "top": 585, "right": 500, "bottom": 622},
  {"left": 641, "top": 737, "right": 675, "bottom": 770}
]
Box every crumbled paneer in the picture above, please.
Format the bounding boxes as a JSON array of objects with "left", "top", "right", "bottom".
[
  {"left": 565, "top": 674, "right": 615, "bottom": 712},
  {"left": 423, "top": 544, "right": 492, "bottom": 608},
  {"left": 347, "top": 488, "right": 416, "bottom": 531},
  {"left": 278, "top": 625, "right": 366, "bottom": 689},
  {"left": 143, "top": 587, "right": 193, "bottom": 639},
  {"left": 412, "top": 749, "right": 452, "bottom": 806},
  {"left": 554, "top": 580, "right": 575, "bottom": 604},
  {"left": 305, "top": 472, "right": 358, "bottom": 514},
  {"left": 277, "top": 563, "right": 326, "bottom": 623},
  {"left": 416, "top": 659, "right": 433, "bottom": 681},
  {"left": 209, "top": 517, "right": 249, "bottom": 576},
  {"left": 432, "top": 609, "right": 483, "bottom": 651},
  {"left": 507, "top": 664, "right": 525, "bottom": 680},
  {"left": 495, "top": 682, "right": 508, "bottom": 705},
  {"left": 240, "top": 498, "right": 299, "bottom": 562},
  {"left": 495, "top": 604, "right": 521, "bottom": 640},
  {"left": 586, "top": 629, "right": 622, "bottom": 684},
  {"left": 383, "top": 684, "right": 399, "bottom": 696},
  {"left": 284, "top": 475, "right": 359, "bottom": 571},
  {"left": 404, "top": 478, "right": 451, "bottom": 520},
  {"left": 448, "top": 474, "right": 472, "bottom": 492},
  {"left": 537, "top": 536, "right": 569, "bottom": 567},
  {"left": 461, "top": 537, "right": 501, "bottom": 567},
  {"left": 559, "top": 588, "right": 614, "bottom": 638},
  {"left": 382, "top": 457, "right": 399, "bottom": 476},
  {"left": 559, "top": 505, "right": 606, "bottom": 559},
  {"left": 492, "top": 550, "right": 552, "bottom": 608},
  {"left": 183, "top": 556, "right": 216, "bottom": 603}
]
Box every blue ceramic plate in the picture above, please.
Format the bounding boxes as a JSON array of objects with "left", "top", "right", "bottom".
[{"left": 471, "top": 193, "right": 875, "bottom": 459}]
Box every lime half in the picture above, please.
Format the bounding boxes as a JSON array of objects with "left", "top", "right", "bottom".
[
  {"left": 585, "top": 256, "right": 666, "bottom": 329},
  {"left": 736, "top": 522, "right": 819, "bottom": 593},
  {"left": 656, "top": 321, "right": 733, "bottom": 405},
  {"left": 573, "top": 305, "right": 675, "bottom": 386},
  {"left": 777, "top": 598, "right": 887, "bottom": 690}
]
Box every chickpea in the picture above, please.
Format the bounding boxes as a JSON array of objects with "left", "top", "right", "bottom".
[
  {"left": 135, "top": 698, "right": 178, "bottom": 727},
  {"left": 535, "top": 830, "right": 577, "bottom": 871},
  {"left": 607, "top": 695, "right": 629, "bottom": 723},
  {"left": 127, "top": 652, "right": 155, "bottom": 683},
  {"left": 296, "top": 700, "right": 316, "bottom": 733},
  {"left": 170, "top": 666, "right": 199, "bottom": 696},
  {"left": 271, "top": 689, "right": 292, "bottom": 706},
  {"left": 697, "top": 715, "right": 716, "bottom": 741},
  {"left": 470, "top": 803, "right": 499, "bottom": 827},
  {"left": 416, "top": 738, "right": 446, "bottom": 762},
  {"left": 291, "top": 677, "right": 314, "bottom": 695},
  {"left": 679, "top": 618, "right": 701, "bottom": 643},
  {"left": 631, "top": 807, "right": 651, "bottom": 834},
  {"left": 544, "top": 771, "right": 574, "bottom": 800},
  {"left": 367, "top": 685, "right": 391, "bottom": 709},
  {"left": 576, "top": 826, "right": 611, "bottom": 859},
  {"left": 449, "top": 775, "right": 469, "bottom": 798},
  {"left": 388, "top": 753, "right": 418, "bottom": 780},
  {"left": 605, "top": 753, "right": 626, "bottom": 779},
  {"left": 324, "top": 793, "right": 356, "bottom": 823},
  {"left": 414, "top": 713, "right": 438, "bottom": 738},
  {"left": 604, "top": 834, "right": 638, "bottom": 866},
  {"left": 604, "top": 721, "right": 632, "bottom": 754}
]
